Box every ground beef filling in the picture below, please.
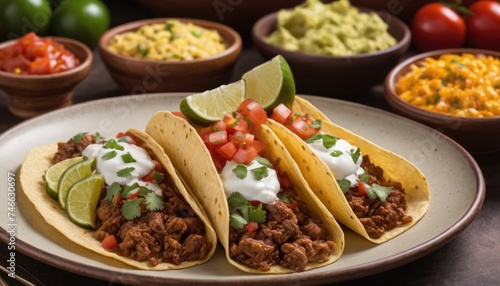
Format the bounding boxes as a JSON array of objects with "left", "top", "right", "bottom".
[
  {"left": 345, "top": 155, "right": 413, "bottom": 239},
  {"left": 53, "top": 134, "right": 210, "bottom": 266},
  {"left": 228, "top": 189, "right": 335, "bottom": 272}
]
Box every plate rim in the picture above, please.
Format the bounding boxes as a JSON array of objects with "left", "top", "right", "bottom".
[{"left": 0, "top": 93, "right": 486, "bottom": 285}]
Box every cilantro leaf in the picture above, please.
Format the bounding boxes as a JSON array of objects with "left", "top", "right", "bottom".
[
  {"left": 251, "top": 166, "right": 268, "bottom": 180},
  {"left": 95, "top": 132, "right": 103, "bottom": 144},
  {"left": 191, "top": 30, "right": 203, "bottom": 38},
  {"left": 122, "top": 199, "right": 143, "bottom": 220},
  {"left": 311, "top": 119, "right": 322, "bottom": 129},
  {"left": 121, "top": 152, "right": 136, "bottom": 163},
  {"left": 337, "top": 179, "right": 351, "bottom": 193},
  {"left": 117, "top": 167, "right": 135, "bottom": 178},
  {"left": 233, "top": 165, "right": 247, "bottom": 179},
  {"left": 230, "top": 214, "right": 247, "bottom": 229},
  {"left": 227, "top": 192, "right": 249, "bottom": 221},
  {"left": 248, "top": 203, "right": 266, "bottom": 223},
  {"left": 153, "top": 172, "right": 164, "bottom": 184},
  {"left": 366, "top": 184, "right": 393, "bottom": 202},
  {"left": 350, "top": 148, "right": 361, "bottom": 164},
  {"left": 104, "top": 182, "right": 122, "bottom": 201},
  {"left": 101, "top": 150, "right": 117, "bottom": 160},
  {"left": 122, "top": 182, "right": 139, "bottom": 198},
  {"left": 330, "top": 150, "right": 343, "bottom": 157},
  {"left": 144, "top": 192, "right": 164, "bottom": 211},
  {"left": 72, "top": 132, "right": 87, "bottom": 143},
  {"left": 278, "top": 194, "right": 291, "bottom": 203},
  {"left": 359, "top": 172, "right": 369, "bottom": 183},
  {"left": 305, "top": 133, "right": 337, "bottom": 149},
  {"left": 103, "top": 139, "right": 124, "bottom": 151}
]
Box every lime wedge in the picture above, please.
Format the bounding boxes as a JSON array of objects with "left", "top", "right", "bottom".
[
  {"left": 57, "top": 157, "right": 96, "bottom": 209},
  {"left": 45, "top": 157, "right": 84, "bottom": 200},
  {"left": 180, "top": 79, "right": 246, "bottom": 125},
  {"left": 66, "top": 174, "right": 104, "bottom": 229},
  {"left": 242, "top": 55, "right": 296, "bottom": 111}
]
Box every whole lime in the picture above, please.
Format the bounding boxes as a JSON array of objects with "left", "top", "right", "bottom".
[
  {"left": 52, "top": 0, "right": 110, "bottom": 47},
  {"left": 0, "top": 0, "right": 52, "bottom": 37}
]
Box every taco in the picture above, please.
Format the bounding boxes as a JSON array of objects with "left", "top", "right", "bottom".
[
  {"left": 265, "top": 96, "right": 431, "bottom": 243},
  {"left": 19, "top": 128, "right": 217, "bottom": 269},
  {"left": 145, "top": 99, "right": 344, "bottom": 273}
]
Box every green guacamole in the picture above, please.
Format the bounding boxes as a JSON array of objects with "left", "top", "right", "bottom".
[{"left": 266, "top": 0, "right": 397, "bottom": 56}]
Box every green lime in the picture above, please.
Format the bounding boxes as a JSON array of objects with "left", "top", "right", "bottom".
[
  {"left": 57, "top": 157, "right": 96, "bottom": 209},
  {"left": 51, "top": 0, "right": 110, "bottom": 47},
  {"left": 0, "top": 0, "right": 52, "bottom": 37},
  {"left": 66, "top": 174, "right": 104, "bottom": 229},
  {"left": 242, "top": 55, "right": 296, "bottom": 111},
  {"left": 180, "top": 79, "right": 246, "bottom": 125},
  {"left": 44, "top": 156, "right": 84, "bottom": 200}
]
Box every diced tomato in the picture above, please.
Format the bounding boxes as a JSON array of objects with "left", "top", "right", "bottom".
[
  {"left": 27, "top": 57, "right": 52, "bottom": 74},
  {"left": 232, "top": 147, "right": 249, "bottom": 164},
  {"left": 245, "top": 221, "right": 259, "bottom": 235},
  {"left": 213, "top": 120, "right": 228, "bottom": 132},
  {"left": 209, "top": 149, "right": 227, "bottom": 172},
  {"left": 242, "top": 144, "right": 258, "bottom": 164},
  {"left": 101, "top": 235, "right": 118, "bottom": 250},
  {"left": 171, "top": 111, "right": 187, "bottom": 120},
  {"left": 277, "top": 170, "right": 292, "bottom": 189},
  {"left": 246, "top": 140, "right": 265, "bottom": 153},
  {"left": 198, "top": 126, "right": 214, "bottom": 145},
  {"left": 208, "top": 130, "right": 228, "bottom": 147},
  {"left": 142, "top": 171, "right": 155, "bottom": 182},
  {"left": 271, "top": 103, "right": 292, "bottom": 124},
  {"left": 153, "top": 160, "right": 165, "bottom": 173},
  {"left": 286, "top": 199, "right": 299, "bottom": 212},
  {"left": 237, "top": 99, "right": 267, "bottom": 128},
  {"left": 287, "top": 115, "right": 320, "bottom": 140},
  {"left": 230, "top": 131, "right": 254, "bottom": 145},
  {"left": 216, "top": 141, "right": 238, "bottom": 160},
  {"left": 249, "top": 200, "right": 261, "bottom": 207},
  {"left": 357, "top": 182, "right": 367, "bottom": 196},
  {"left": 128, "top": 190, "right": 140, "bottom": 200}
]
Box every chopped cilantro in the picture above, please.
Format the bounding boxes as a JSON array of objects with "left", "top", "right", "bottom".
[
  {"left": 248, "top": 203, "right": 266, "bottom": 223},
  {"left": 72, "top": 132, "right": 87, "bottom": 143},
  {"left": 101, "top": 150, "right": 117, "bottom": 160},
  {"left": 122, "top": 182, "right": 139, "bottom": 198},
  {"left": 251, "top": 166, "right": 268, "bottom": 180},
  {"left": 103, "top": 139, "right": 124, "bottom": 151},
  {"left": 278, "top": 194, "right": 291, "bottom": 203},
  {"left": 233, "top": 164, "right": 247, "bottom": 179},
  {"left": 153, "top": 172, "right": 164, "bottom": 184},
  {"left": 227, "top": 192, "right": 266, "bottom": 229},
  {"left": 306, "top": 133, "right": 337, "bottom": 149},
  {"left": 117, "top": 167, "right": 135, "bottom": 178},
  {"left": 230, "top": 214, "right": 247, "bottom": 229},
  {"left": 330, "top": 150, "right": 343, "bottom": 157},
  {"left": 165, "top": 22, "right": 175, "bottom": 31},
  {"left": 95, "top": 132, "right": 103, "bottom": 143},
  {"left": 121, "top": 152, "right": 136, "bottom": 163},
  {"left": 122, "top": 199, "right": 143, "bottom": 220},
  {"left": 143, "top": 192, "right": 164, "bottom": 211},
  {"left": 337, "top": 179, "right": 351, "bottom": 193},
  {"left": 191, "top": 30, "right": 203, "bottom": 38},
  {"left": 104, "top": 182, "right": 122, "bottom": 201},
  {"left": 254, "top": 157, "right": 273, "bottom": 168},
  {"left": 359, "top": 172, "right": 369, "bottom": 183},
  {"left": 136, "top": 44, "right": 149, "bottom": 57},
  {"left": 311, "top": 119, "right": 322, "bottom": 129},
  {"left": 366, "top": 184, "right": 393, "bottom": 202},
  {"left": 350, "top": 148, "right": 361, "bottom": 164}
]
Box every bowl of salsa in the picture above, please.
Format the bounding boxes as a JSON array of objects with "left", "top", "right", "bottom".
[{"left": 0, "top": 32, "right": 92, "bottom": 119}]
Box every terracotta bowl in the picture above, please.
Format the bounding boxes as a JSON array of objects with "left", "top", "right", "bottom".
[
  {"left": 252, "top": 8, "right": 411, "bottom": 97},
  {"left": 0, "top": 37, "right": 92, "bottom": 119},
  {"left": 98, "top": 18, "right": 242, "bottom": 94},
  {"left": 134, "top": 0, "right": 305, "bottom": 38},
  {"left": 384, "top": 48, "right": 500, "bottom": 154}
]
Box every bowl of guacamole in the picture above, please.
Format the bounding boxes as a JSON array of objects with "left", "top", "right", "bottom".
[{"left": 252, "top": 0, "right": 411, "bottom": 97}]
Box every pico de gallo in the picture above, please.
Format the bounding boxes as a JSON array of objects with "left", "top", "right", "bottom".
[{"left": 0, "top": 32, "right": 80, "bottom": 75}]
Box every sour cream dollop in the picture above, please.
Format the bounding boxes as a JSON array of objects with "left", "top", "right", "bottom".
[
  {"left": 307, "top": 134, "right": 364, "bottom": 186},
  {"left": 82, "top": 139, "right": 161, "bottom": 196},
  {"left": 219, "top": 158, "right": 280, "bottom": 204}
]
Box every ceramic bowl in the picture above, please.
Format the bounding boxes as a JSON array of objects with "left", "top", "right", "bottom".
[
  {"left": 384, "top": 48, "right": 500, "bottom": 154},
  {"left": 98, "top": 18, "right": 242, "bottom": 94},
  {"left": 0, "top": 37, "right": 92, "bottom": 119},
  {"left": 252, "top": 8, "right": 411, "bottom": 97}
]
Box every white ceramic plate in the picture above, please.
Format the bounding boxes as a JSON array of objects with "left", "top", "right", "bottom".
[{"left": 0, "top": 94, "right": 485, "bottom": 285}]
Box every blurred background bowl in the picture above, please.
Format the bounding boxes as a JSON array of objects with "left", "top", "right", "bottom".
[
  {"left": 134, "top": 0, "right": 304, "bottom": 39},
  {"left": 252, "top": 8, "right": 411, "bottom": 98},
  {"left": 98, "top": 18, "right": 242, "bottom": 94},
  {"left": 0, "top": 37, "right": 92, "bottom": 119},
  {"left": 384, "top": 48, "right": 500, "bottom": 154}
]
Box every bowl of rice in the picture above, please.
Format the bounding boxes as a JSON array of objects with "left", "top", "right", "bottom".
[
  {"left": 385, "top": 48, "right": 500, "bottom": 154},
  {"left": 99, "top": 18, "right": 242, "bottom": 93}
]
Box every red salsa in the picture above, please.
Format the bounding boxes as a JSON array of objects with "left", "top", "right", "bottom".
[{"left": 0, "top": 32, "right": 80, "bottom": 75}]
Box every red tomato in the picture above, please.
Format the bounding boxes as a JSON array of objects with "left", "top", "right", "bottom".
[
  {"left": 171, "top": 111, "right": 188, "bottom": 120},
  {"left": 466, "top": 1, "right": 500, "bottom": 51},
  {"left": 216, "top": 141, "right": 238, "bottom": 160},
  {"left": 237, "top": 99, "right": 267, "bottom": 128},
  {"left": 286, "top": 115, "right": 320, "bottom": 140},
  {"left": 357, "top": 182, "right": 367, "bottom": 196},
  {"left": 411, "top": 3, "right": 467, "bottom": 52},
  {"left": 271, "top": 103, "right": 292, "bottom": 124},
  {"left": 245, "top": 221, "right": 259, "bottom": 235},
  {"left": 101, "top": 235, "right": 118, "bottom": 250}
]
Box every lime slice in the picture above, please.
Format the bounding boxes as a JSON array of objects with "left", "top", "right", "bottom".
[
  {"left": 66, "top": 174, "right": 104, "bottom": 229},
  {"left": 180, "top": 79, "right": 246, "bottom": 125},
  {"left": 242, "top": 55, "right": 296, "bottom": 111},
  {"left": 45, "top": 157, "right": 84, "bottom": 200},
  {"left": 57, "top": 157, "right": 96, "bottom": 209}
]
